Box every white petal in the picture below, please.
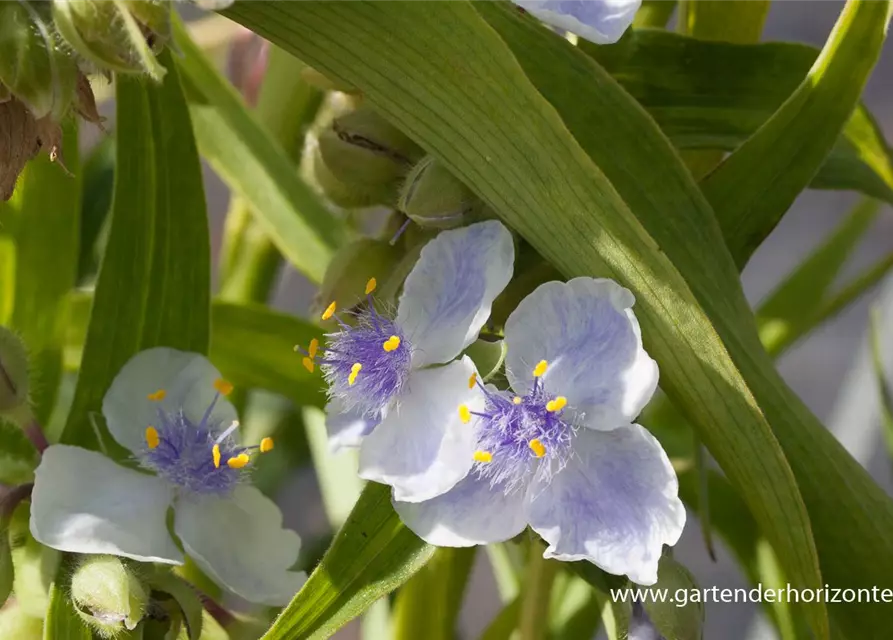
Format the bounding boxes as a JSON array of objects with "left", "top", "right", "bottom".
[
  {"left": 325, "top": 399, "right": 379, "bottom": 452},
  {"left": 393, "top": 473, "right": 528, "bottom": 546},
  {"left": 515, "top": 0, "right": 641, "bottom": 45},
  {"left": 102, "top": 348, "right": 239, "bottom": 454},
  {"left": 358, "top": 358, "right": 482, "bottom": 502},
  {"left": 174, "top": 486, "right": 306, "bottom": 606},
  {"left": 396, "top": 221, "right": 514, "bottom": 368},
  {"left": 526, "top": 425, "right": 685, "bottom": 585},
  {"left": 30, "top": 445, "right": 181, "bottom": 564},
  {"left": 505, "top": 278, "right": 658, "bottom": 431}
]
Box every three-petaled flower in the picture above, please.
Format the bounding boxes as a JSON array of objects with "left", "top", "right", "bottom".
[
  {"left": 514, "top": 0, "right": 642, "bottom": 45},
  {"left": 304, "top": 220, "right": 515, "bottom": 503},
  {"left": 30, "top": 348, "right": 305, "bottom": 605},
  {"left": 394, "top": 278, "right": 685, "bottom": 585}
]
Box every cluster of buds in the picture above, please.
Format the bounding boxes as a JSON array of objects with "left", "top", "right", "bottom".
[{"left": 0, "top": 0, "right": 174, "bottom": 201}]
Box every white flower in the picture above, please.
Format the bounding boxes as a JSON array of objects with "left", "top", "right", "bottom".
[
  {"left": 29, "top": 348, "right": 305, "bottom": 606},
  {"left": 311, "top": 220, "right": 515, "bottom": 503},
  {"left": 394, "top": 278, "right": 684, "bottom": 585},
  {"left": 514, "top": 0, "right": 642, "bottom": 44}
]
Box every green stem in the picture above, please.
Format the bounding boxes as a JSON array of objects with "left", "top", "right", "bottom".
[{"left": 519, "top": 543, "right": 558, "bottom": 640}]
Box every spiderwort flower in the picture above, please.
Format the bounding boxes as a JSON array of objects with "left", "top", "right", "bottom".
[
  {"left": 514, "top": 0, "right": 642, "bottom": 45},
  {"left": 302, "top": 220, "right": 514, "bottom": 502},
  {"left": 394, "top": 278, "right": 685, "bottom": 585},
  {"left": 29, "top": 348, "right": 305, "bottom": 605}
]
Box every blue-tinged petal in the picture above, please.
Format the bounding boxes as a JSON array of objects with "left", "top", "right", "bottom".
[
  {"left": 396, "top": 221, "right": 514, "bottom": 368},
  {"left": 325, "top": 399, "right": 379, "bottom": 452},
  {"left": 174, "top": 486, "right": 306, "bottom": 606},
  {"left": 30, "top": 445, "right": 182, "bottom": 564},
  {"left": 515, "top": 0, "right": 641, "bottom": 45},
  {"left": 393, "top": 472, "right": 528, "bottom": 546},
  {"left": 505, "top": 278, "right": 658, "bottom": 431},
  {"left": 526, "top": 425, "right": 684, "bottom": 585},
  {"left": 103, "top": 348, "right": 239, "bottom": 454},
  {"left": 358, "top": 357, "right": 482, "bottom": 502}
]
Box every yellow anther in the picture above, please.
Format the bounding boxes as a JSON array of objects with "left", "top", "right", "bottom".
[
  {"left": 308, "top": 338, "right": 319, "bottom": 359},
  {"left": 529, "top": 438, "right": 546, "bottom": 458},
  {"left": 212, "top": 444, "right": 221, "bottom": 469},
  {"left": 382, "top": 335, "right": 401, "bottom": 352},
  {"left": 365, "top": 277, "right": 377, "bottom": 295},
  {"left": 473, "top": 450, "right": 493, "bottom": 463},
  {"left": 459, "top": 404, "right": 471, "bottom": 424},
  {"left": 214, "top": 378, "right": 234, "bottom": 397},
  {"left": 468, "top": 372, "right": 477, "bottom": 389},
  {"left": 322, "top": 301, "right": 337, "bottom": 321},
  {"left": 546, "top": 396, "right": 568, "bottom": 413},
  {"left": 302, "top": 357, "right": 315, "bottom": 374},
  {"left": 227, "top": 453, "right": 250, "bottom": 469},
  {"left": 145, "top": 427, "right": 160, "bottom": 450},
  {"left": 260, "top": 437, "right": 275, "bottom": 453},
  {"left": 513, "top": 396, "right": 522, "bottom": 405},
  {"left": 348, "top": 362, "right": 362, "bottom": 386},
  {"left": 533, "top": 360, "right": 549, "bottom": 378},
  {"left": 147, "top": 389, "right": 166, "bottom": 402}
]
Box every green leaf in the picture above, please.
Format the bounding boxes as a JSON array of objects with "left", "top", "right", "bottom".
[
  {"left": 2, "top": 122, "right": 81, "bottom": 424},
  {"left": 479, "top": 597, "right": 521, "bottom": 640},
  {"left": 146, "top": 572, "right": 204, "bottom": 640},
  {"left": 700, "top": 0, "right": 892, "bottom": 267},
  {"left": 587, "top": 28, "right": 893, "bottom": 220},
  {"left": 0, "top": 504, "right": 13, "bottom": 609},
  {"left": 60, "top": 50, "right": 211, "bottom": 449},
  {"left": 640, "top": 556, "right": 704, "bottom": 640},
  {"left": 870, "top": 309, "right": 893, "bottom": 461},
  {"left": 392, "top": 547, "right": 475, "bottom": 640},
  {"left": 261, "top": 483, "right": 434, "bottom": 640},
  {"left": 76, "top": 135, "right": 115, "bottom": 285},
  {"left": 209, "top": 301, "right": 323, "bottom": 407},
  {"left": 757, "top": 198, "right": 881, "bottom": 356},
  {"left": 171, "top": 18, "right": 340, "bottom": 285},
  {"left": 43, "top": 557, "right": 92, "bottom": 640},
  {"left": 0, "top": 419, "right": 38, "bottom": 485},
  {"left": 239, "top": 2, "right": 824, "bottom": 636}
]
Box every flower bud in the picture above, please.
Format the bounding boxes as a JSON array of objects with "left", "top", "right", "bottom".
[
  {"left": 313, "top": 105, "right": 422, "bottom": 207},
  {"left": 0, "top": 3, "right": 78, "bottom": 120},
  {"left": 398, "top": 155, "right": 478, "bottom": 229},
  {"left": 52, "top": 0, "right": 169, "bottom": 80},
  {"left": 312, "top": 238, "right": 404, "bottom": 317},
  {"left": 0, "top": 327, "right": 30, "bottom": 417},
  {"left": 70, "top": 555, "right": 149, "bottom": 635}
]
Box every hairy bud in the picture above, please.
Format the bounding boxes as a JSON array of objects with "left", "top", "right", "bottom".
[
  {"left": 0, "top": 3, "right": 78, "bottom": 120},
  {"left": 399, "top": 155, "right": 479, "bottom": 229},
  {"left": 312, "top": 238, "right": 404, "bottom": 316},
  {"left": 70, "top": 555, "right": 149, "bottom": 636},
  {"left": 0, "top": 327, "right": 30, "bottom": 417}
]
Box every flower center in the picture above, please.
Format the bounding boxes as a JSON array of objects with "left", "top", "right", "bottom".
[
  {"left": 139, "top": 380, "right": 273, "bottom": 496},
  {"left": 309, "top": 279, "right": 413, "bottom": 419},
  {"left": 460, "top": 360, "right": 574, "bottom": 495}
]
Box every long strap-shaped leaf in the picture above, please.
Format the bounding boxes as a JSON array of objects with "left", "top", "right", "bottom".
[
  {"left": 224, "top": 2, "right": 828, "bottom": 637},
  {"left": 701, "top": 0, "right": 893, "bottom": 266},
  {"left": 60, "top": 51, "right": 211, "bottom": 450}
]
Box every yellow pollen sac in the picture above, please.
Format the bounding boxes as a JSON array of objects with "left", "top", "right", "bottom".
[
  {"left": 348, "top": 363, "right": 363, "bottom": 386},
  {"left": 546, "top": 396, "right": 568, "bottom": 413},
  {"left": 214, "top": 378, "right": 234, "bottom": 397},
  {"left": 227, "top": 453, "right": 251, "bottom": 469},
  {"left": 473, "top": 450, "right": 493, "bottom": 463},
  {"left": 147, "top": 389, "right": 166, "bottom": 402},
  {"left": 382, "top": 335, "right": 401, "bottom": 352},
  {"left": 145, "top": 427, "right": 160, "bottom": 450},
  {"left": 529, "top": 438, "right": 546, "bottom": 458},
  {"left": 322, "top": 301, "right": 337, "bottom": 321},
  {"left": 308, "top": 338, "right": 319, "bottom": 359},
  {"left": 468, "top": 372, "right": 477, "bottom": 389},
  {"left": 302, "top": 357, "right": 315, "bottom": 374},
  {"left": 458, "top": 404, "right": 471, "bottom": 424},
  {"left": 212, "top": 444, "right": 222, "bottom": 469},
  {"left": 260, "top": 437, "right": 275, "bottom": 453},
  {"left": 513, "top": 396, "right": 522, "bottom": 405},
  {"left": 533, "top": 360, "right": 549, "bottom": 378},
  {"left": 365, "top": 277, "right": 377, "bottom": 295}
]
